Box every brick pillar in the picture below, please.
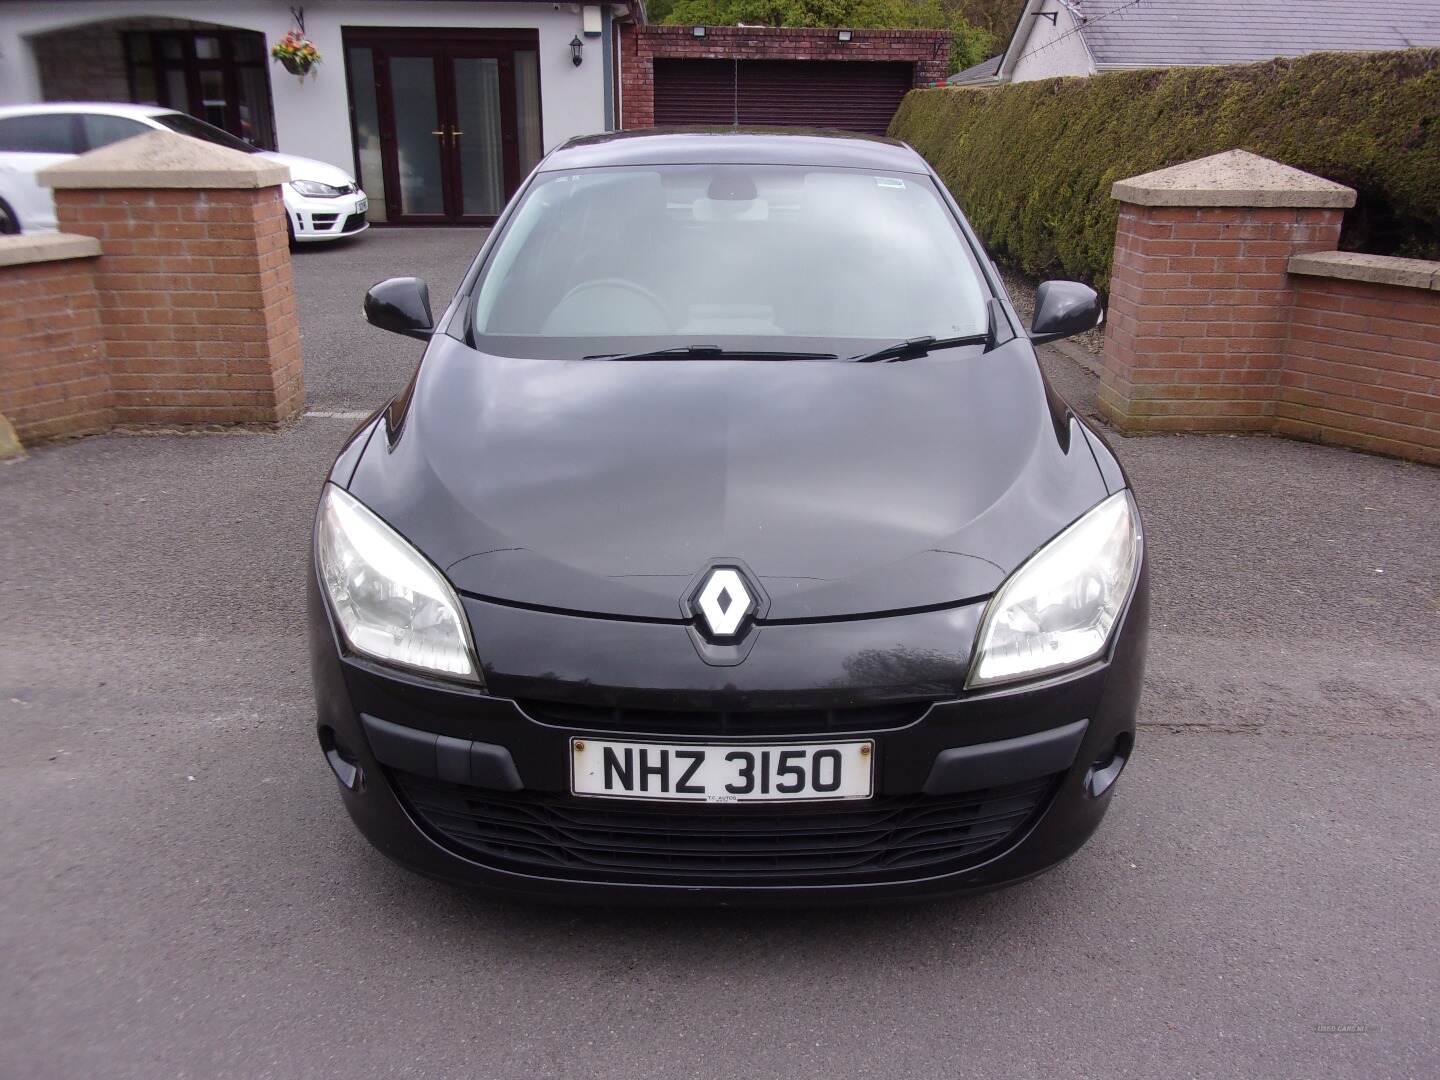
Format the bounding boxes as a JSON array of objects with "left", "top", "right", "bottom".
[
  {"left": 39, "top": 130, "right": 304, "bottom": 429},
  {"left": 1100, "top": 150, "right": 1355, "bottom": 433}
]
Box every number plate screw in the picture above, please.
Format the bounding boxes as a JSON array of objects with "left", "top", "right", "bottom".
[
  {"left": 574, "top": 741, "right": 585, "bottom": 752},
  {"left": 860, "top": 745, "right": 871, "bottom": 756}
]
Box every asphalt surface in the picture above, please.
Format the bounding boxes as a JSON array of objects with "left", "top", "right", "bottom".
[{"left": 3, "top": 228, "right": 1437, "bottom": 1080}]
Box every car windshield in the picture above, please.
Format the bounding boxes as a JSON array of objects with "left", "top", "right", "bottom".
[
  {"left": 469, "top": 164, "right": 990, "bottom": 360},
  {"left": 152, "top": 112, "right": 259, "bottom": 154}
]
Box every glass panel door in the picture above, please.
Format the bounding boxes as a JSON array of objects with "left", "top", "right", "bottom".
[
  {"left": 345, "top": 46, "right": 387, "bottom": 222},
  {"left": 513, "top": 51, "right": 543, "bottom": 178},
  {"left": 344, "top": 30, "right": 541, "bottom": 225},
  {"left": 453, "top": 57, "right": 506, "bottom": 218},
  {"left": 387, "top": 55, "right": 446, "bottom": 218}
]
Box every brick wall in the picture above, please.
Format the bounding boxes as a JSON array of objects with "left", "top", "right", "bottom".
[
  {"left": 0, "top": 250, "right": 111, "bottom": 443},
  {"left": 1278, "top": 275, "right": 1440, "bottom": 462},
  {"left": 1101, "top": 204, "right": 1343, "bottom": 432},
  {"left": 1100, "top": 153, "right": 1440, "bottom": 466},
  {"left": 620, "top": 25, "right": 951, "bottom": 130},
  {"left": 53, "top": 187, "right": 303, "bottom": 428}
]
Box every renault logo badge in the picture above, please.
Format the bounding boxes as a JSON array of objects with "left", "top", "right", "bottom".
[{"left": 691, "top": 566, "right": 756, "bottom": 640}]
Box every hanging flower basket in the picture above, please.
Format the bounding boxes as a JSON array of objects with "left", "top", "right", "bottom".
[{"left": 272, "top": 31, "right": 321, "bottom": 80}]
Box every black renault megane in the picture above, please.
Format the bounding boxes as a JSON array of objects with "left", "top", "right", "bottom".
[{"left": 309, "top": 130, "right": 1146, "bottom": 904}]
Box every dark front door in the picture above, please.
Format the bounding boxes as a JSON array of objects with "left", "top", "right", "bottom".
[{"left": 344, "top": 30, "right": 543, "bottom": 226}]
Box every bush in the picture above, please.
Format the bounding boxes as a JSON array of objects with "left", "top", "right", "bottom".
[
  {"left": 659, "top": 0, "right": 996, "bottom": 73},
  {"left": 889, "top": 50, "right": 1440, "bottom": 290}
]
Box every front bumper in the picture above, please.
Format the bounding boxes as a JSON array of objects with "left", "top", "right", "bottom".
[
  {"left": 285, "top": 189, "right": 369, "bottom": 242},
  {"left": 308, "top": 567, "right": 1147, "bottom": 905}
]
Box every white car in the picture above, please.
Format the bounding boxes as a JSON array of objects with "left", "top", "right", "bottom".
[{"left": 0, "top": 102, "right": 368, "bottom": 243}]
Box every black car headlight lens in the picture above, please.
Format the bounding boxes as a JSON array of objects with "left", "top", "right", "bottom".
[
  {"left": 290, "top": 179, "right": 346, "bottom": 198},
  {"left": 967, "top": 491, "right": 1142, "bottom": 689},
  {"left": 316, "top": 484, "right": 478, "bottom": 682}
]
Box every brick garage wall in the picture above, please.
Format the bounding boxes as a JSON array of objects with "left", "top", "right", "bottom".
[
  {"left": 53, "top": 187, "right": 303, "bottom": 428},
  {"left": 1101, "top": 204, "right": 1343, "bottom": 432},
  {"left": 620, "top": 26, "right": 951, "bottom": 130},
  {"left": 1279, "top": 275, "right": 1440, "bottom": 463},
  {"left": 0, "top": 248, "right": 111, "bottom": 443}
]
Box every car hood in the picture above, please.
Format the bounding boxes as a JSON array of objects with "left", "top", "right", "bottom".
[
  {"left": 257, "top": 150, "right": 356, "bottom": 188},
  {"left": 348, "top": 334, "right": 1110, "bottom": 621}
]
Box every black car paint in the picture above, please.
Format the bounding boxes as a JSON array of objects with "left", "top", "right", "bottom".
[
  {"left": 346, "top": 333, "right": 1109, "bottom": 623},
  {"left": 312, "top": 130, "right": 1146, "bottom": 903}
]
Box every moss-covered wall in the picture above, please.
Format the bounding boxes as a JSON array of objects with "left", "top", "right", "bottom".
[{"left": 889, "top": 50, "right": 1440, "bottom": 290}]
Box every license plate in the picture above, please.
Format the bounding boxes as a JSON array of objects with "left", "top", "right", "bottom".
[
  {"left": 571, "top": 738, "right": 873, "bottom": 803},
  {"left": 356, "top": 197, "right": 368, "bottom": 214}
]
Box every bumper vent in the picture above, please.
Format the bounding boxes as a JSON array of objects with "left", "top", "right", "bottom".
[
  {"left": 514, "top": 698, "right": 930, "bottom": 737},
  {"left": 392, "top": 771, "right": 1056, "bottom": 884}
]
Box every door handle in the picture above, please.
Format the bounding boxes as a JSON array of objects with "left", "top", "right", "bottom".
[{"left": 450, "top": 129, "right": 464, "bottom": 146}]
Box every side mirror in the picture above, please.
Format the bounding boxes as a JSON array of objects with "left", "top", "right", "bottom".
[
  {"left": 365, "top": 277, "right": 433, "bottom": 340},
  {"left": 1029, "top": 280, "right": 1102, "bottom": 344}
]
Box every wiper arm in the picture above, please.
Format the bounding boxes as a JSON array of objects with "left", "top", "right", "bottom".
[
  {"left": 848, "top": 333, "right": 988, "bottom": 363},
  {"left": 849, "top": 300, "right": 1018, "bottom": 363},
  {"left": 583, "top": 346, "right": 841, "bottom": 362},
  {"left": 583, "top": 345, "right": 838, "bottom": 362}
]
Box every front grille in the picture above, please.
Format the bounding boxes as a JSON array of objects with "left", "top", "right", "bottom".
[
  {"left": 515, "top": 698, "right": 931, "bottom": 737},
  {"left": 340, "top": 212, "right": 367, "bottom": 232},
  {"left": 393, "top": 771, "right": 1055, "bottom": 884}
]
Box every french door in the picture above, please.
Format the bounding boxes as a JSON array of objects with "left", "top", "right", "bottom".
[{"left": 344, "top": 30, "right": 542, "bottom": 225}]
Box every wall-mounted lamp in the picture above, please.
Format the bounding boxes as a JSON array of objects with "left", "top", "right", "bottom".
[
  {"left": 837, "top": 29, "right": 853, "bottom": 43},
  {"left": 570, "top": 35, "right": 583, "bottom": 66},
  {"left": 692, "top": 26, "right": 706, "bottom": 38}
]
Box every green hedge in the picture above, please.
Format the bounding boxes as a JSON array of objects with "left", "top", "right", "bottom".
[{"left": 889, "top": 49, "right": 1440, "bottom": 291}]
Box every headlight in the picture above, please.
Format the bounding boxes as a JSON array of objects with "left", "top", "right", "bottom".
[
  {"left": 967, "top": 490, "right": 1142, "bottom": 688},
  {"left": 290, "top": 179, "right": 346, "bottom": 198},
  {"left": 315, "top": 484, "right": 478, "bottom": 682}
]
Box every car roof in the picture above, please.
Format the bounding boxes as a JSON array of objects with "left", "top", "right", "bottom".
[
  {"left": 0, "top": 102, "right": 174, "bottom": 121},
  {"left": 542, "top": 128, "right": 932, "bottom": 174}
]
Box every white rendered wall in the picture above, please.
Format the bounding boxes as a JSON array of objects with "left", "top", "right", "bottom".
[
  {"left": 1009, "top": 2, "right": 1094, "bottom": 83},
  {"left": 0, "top": 1, "right": 606, "bottom": 175}
]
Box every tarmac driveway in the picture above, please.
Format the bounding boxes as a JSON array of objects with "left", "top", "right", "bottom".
[{"left": 2, "top": 229, "right": 1436, "bottom": 1079}]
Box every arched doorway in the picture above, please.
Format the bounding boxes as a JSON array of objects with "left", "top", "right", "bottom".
[{"left": 29, "top": 17, "right": 276, "bottom": 150}]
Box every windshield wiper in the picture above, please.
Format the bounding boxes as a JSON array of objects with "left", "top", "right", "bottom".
[
  {"left": 848, "top": 334, "right": 989, "bottom": 363},
  {"left": 583, "top": 345, "right": 839, "bottom": 362},
  {"left": 849, "top": 299, "right": 1017, "bottom": 362}
]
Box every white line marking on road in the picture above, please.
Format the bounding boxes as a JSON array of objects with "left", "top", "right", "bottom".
[{"left": 304, "top": 410, "right": 371, "bottom": 420}]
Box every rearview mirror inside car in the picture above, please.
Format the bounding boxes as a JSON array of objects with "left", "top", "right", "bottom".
[
  {"left": 365, "top": 277, "right": 434, "bottom": 340},
  {"left": 1029, "top": 281, "right": 1102, "bottom": 344}
]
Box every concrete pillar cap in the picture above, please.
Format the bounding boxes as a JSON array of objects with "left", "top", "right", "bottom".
[
  {"left": 38, "top": 129, "right": 291, "bottom": 190},
  {"left": 1112, "top": 150, "right": 1356, "bottom": 209}
]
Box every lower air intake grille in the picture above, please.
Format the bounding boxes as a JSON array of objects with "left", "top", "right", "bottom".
[{"left": 392, "top": 772, "right": 1055, "bottom": 884}]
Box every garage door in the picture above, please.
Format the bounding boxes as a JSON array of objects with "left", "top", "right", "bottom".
[{"left": 652, "top": 59, "right": 915, "bottom": 136}]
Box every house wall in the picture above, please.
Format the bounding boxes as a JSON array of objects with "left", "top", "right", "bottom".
[
  {"left": 0, "top": 1, "right": 608, "bottom": 177},
  {"left": 1009, "top": 2, "right": 1093, "bottom": 83}
]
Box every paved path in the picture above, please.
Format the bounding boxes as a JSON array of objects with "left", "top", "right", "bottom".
[{"left": 2, "top": 229, "right": 1436, "bottom": 1079}]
